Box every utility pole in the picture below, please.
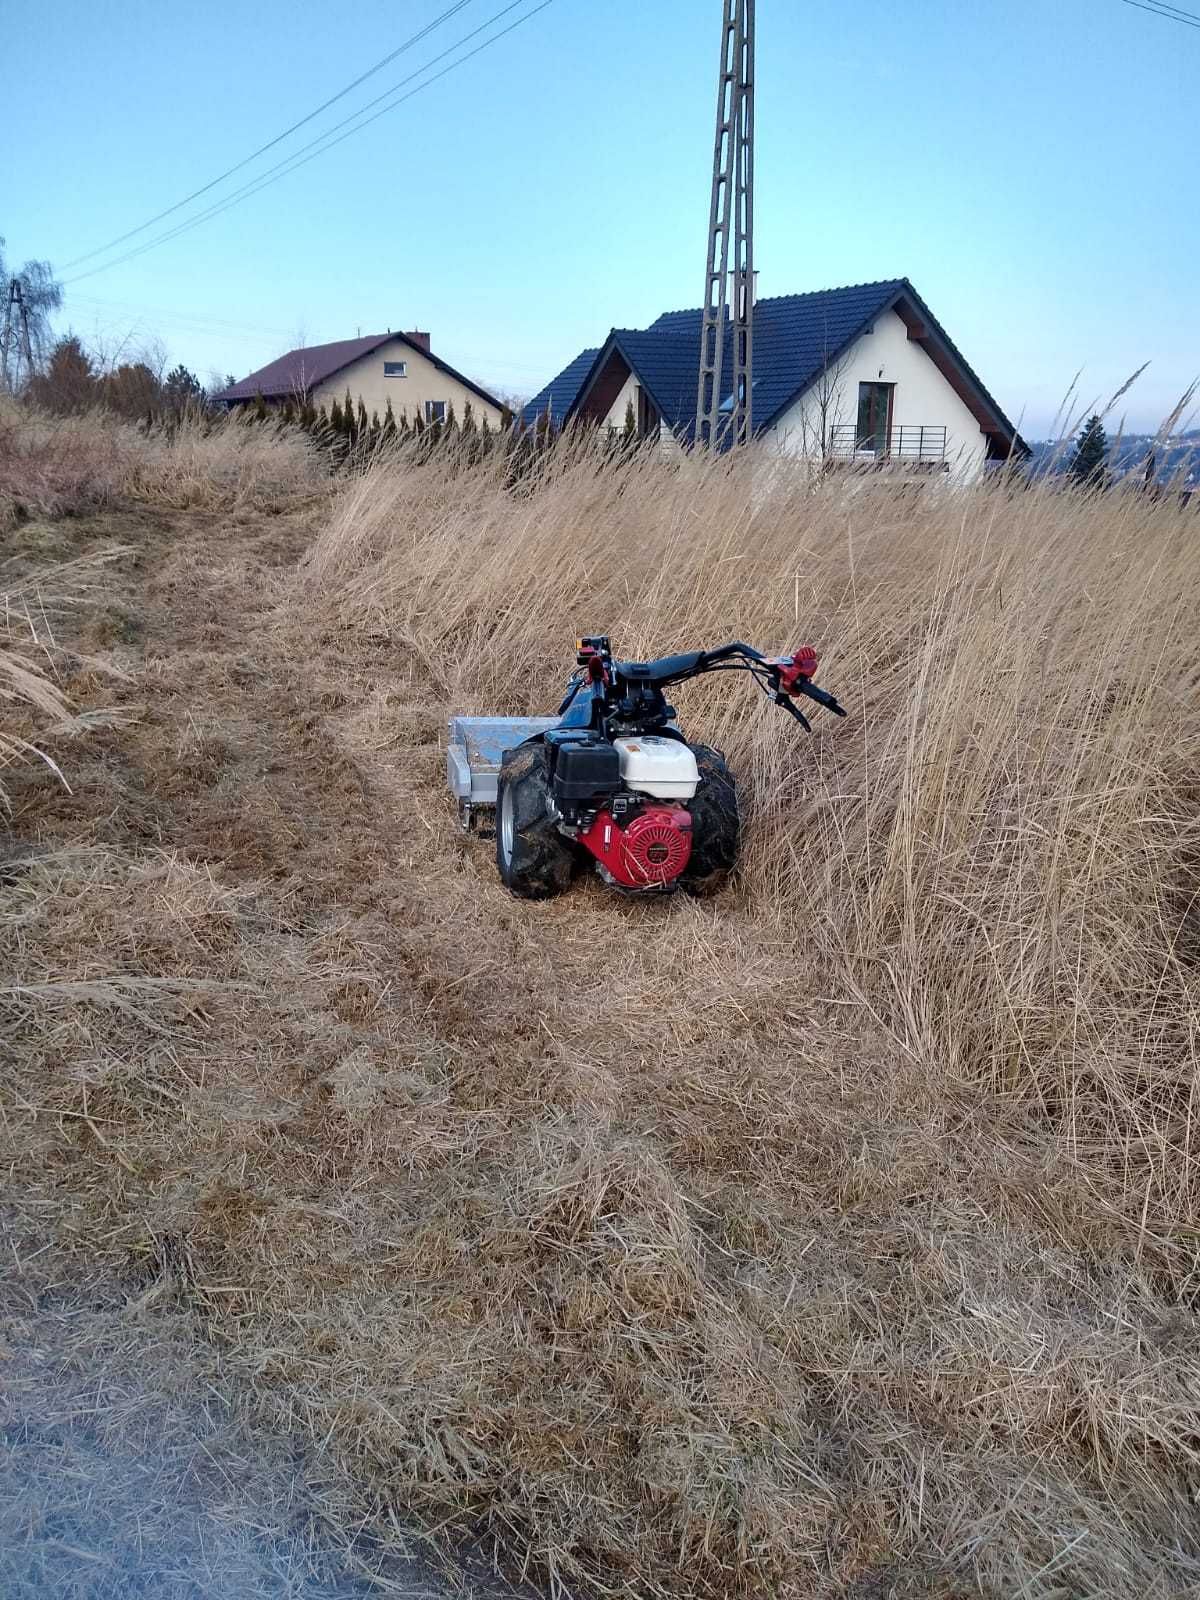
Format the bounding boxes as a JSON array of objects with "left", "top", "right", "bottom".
[
  {"left": 0, "top": 280, "right": 14, "bottom": 394},
  {"left": 696, "top": 0, "right": 755, "bottom": 450},
  {"left": 1, "top": 278, "right": 34, "bottom": 395}
]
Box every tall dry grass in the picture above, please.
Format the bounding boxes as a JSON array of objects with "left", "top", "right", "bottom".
[
  {"left": 1, "top": 399, "right": 324, "bottom": 803},
  {"left": 5, "top": 426, "right": 1200, "bottom": 1598},
  {"left": 0, "top": 400, "right": 326, "bottom": 528},
  {"left": 306, "top": 439, "right": 1200, "bottom": 1252}
]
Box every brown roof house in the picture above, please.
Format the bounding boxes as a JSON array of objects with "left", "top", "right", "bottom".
[{"left": 215, "top": 330, "right": 505, "bottom": 429}]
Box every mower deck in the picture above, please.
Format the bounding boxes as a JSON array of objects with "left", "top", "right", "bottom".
[{"left": 446, "top": 715, "right": 559, "bottom": 828}]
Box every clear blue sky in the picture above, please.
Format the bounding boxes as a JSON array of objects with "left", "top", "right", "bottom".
[{"left": 5, "top": 0, "right": 1198, "bottom": 434}]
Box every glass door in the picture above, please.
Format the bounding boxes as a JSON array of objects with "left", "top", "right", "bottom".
[{"left": 856, "top": 382, "right": 894, "bottom": 455}]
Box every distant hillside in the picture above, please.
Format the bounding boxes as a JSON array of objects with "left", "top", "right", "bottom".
[{"left": 1029, "top": 431, "right": 1200, "bottom": 484}]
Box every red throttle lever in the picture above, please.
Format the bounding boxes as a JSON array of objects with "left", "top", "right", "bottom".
[{"left": 774, "top": 646, "right": 820, "bottom": 696}]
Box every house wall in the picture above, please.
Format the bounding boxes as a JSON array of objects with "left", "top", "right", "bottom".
[
  {"left": 597, "top": 371, "right": 682, "bottom": 454},
  {"left": 769, "top": 310, "right": 990, "bottom": 482},
  {"left": 308, "top": 337, "right": 503, "bottom": 427},
  {"left": 600, "top": 371, "right": 641, "bottom": 431}
]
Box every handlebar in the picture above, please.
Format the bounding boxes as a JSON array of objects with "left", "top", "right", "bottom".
[
  {"left": 638, "top": 641, "right": 848, "bottom": 719},
  {"left": 566, "top": 638, "right": 848, "bottom": 729}
]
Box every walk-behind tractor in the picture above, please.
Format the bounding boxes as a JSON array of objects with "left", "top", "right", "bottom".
[{"left": 446, "top": 637, "right": 846, "bottom": 900}]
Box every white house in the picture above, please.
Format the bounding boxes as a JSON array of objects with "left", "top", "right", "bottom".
[{"left": 523, "top": 279, "right": 1026, "bottom": 481}]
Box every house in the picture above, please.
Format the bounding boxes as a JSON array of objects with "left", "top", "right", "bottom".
[
  {"left": 215, "top": 330, "right": 505, "bottom": 428},
  {"left": 523, "top": 279, "right": 1026, "bottom": 480}
]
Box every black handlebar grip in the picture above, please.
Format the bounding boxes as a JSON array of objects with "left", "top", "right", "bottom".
[{"left": 797, "top": 678, "right": 848, "bottom": 717}]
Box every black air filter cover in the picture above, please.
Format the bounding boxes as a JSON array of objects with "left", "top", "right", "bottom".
[{"left": 552, "top": 739, "right": 622, "bottom": 802}]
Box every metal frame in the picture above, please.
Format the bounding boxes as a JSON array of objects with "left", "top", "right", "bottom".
[{"left": 696, "top": 0, "right": 755, "bottom": 450}]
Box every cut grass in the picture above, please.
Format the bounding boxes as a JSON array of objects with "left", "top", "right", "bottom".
[{"left": 2, "top": 427, "right": 1199, "bottom": 1598}]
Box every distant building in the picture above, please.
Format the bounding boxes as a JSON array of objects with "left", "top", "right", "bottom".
[
  {"left": 524, "top": 278, "right": 1026, "bottom": 482},
  {"left": 215, "top": 331, "right": 505, "bottom": 427}
]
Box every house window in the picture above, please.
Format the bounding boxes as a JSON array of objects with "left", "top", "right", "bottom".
[
  {"left": 425, "top": 400, "right": 447, "bottom": 424},
  {"left": 856, "top": 382, "right": 894, "bottom": 454},
  {"left": 384, "top": 361, "right": 407, "bottom": 378}
]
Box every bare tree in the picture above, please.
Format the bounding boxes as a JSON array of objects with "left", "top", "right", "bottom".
[
  {"left": 796, "top": 324, "right": 853, "bottom": 467},
  {"left": 492, "top": 387, "right": 530, "bottom": 416},
  {"left": 0, "top": 237, "right": 63, "bottom": 388}
]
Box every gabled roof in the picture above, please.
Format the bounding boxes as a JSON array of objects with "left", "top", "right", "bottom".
[
  {"left": 215, "top": 331, "right": 503, "bottom": 413},
  {"left": 521, "top": 346, "right": 601, "bottom": 426},
  {"left": 529, "top": 279, "right": 1026, "bottom": 458}
]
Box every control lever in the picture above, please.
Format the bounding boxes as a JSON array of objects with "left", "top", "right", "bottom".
[{"left": 773, "top": 692, "right": 811, "bottom": 732}]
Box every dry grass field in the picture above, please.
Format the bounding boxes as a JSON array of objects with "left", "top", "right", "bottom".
[{"left": 2, "top": 407, "right": 1199, "bottom": 1598}]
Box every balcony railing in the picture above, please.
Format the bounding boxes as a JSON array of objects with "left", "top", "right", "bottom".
[{"left": 828, "top": 424, "right": 948, "bottom": 465}]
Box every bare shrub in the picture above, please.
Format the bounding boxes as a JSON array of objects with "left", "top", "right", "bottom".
[
  {"left": 0, "top": 401, "right": 327, "bottom": 527},
  {"left": 0, "top": 402, "right": 133, "bottom": 527}
]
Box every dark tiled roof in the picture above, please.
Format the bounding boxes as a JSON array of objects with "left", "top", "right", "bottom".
[
  {"left": 521, "top": 347, "right": 600, "bottom": 426},
  {"left": 633, "top": 280, "right": 908, "bottom": 441},
  {"left": 216, "top": 334, "right": 396, "bottom": 401},
  {"left": 526, "top": 279, "right": 1025, "bottom": 455},
  {"left": 215, "top": 332, "right": 503, "bottom": 413}
]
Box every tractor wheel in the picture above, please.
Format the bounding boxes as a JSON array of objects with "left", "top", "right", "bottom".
[
  {"left": 681, "top": 744, "right": 740, "bottom": 897},
  {"left": 495, "top": 743, "right": 576, "bottom": 900}
]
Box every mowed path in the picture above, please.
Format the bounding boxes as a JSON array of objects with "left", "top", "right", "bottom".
[{"left": 2, "top": 503, "right": 551, "bottom": 1599}]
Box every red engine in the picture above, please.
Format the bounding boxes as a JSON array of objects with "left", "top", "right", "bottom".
[{"left": 579, "top": 805, "right": 693, "bottom": 888}]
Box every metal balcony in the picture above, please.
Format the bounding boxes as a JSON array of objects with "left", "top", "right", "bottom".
[{"left": 829, "top": 424, "right": 948, "bottom": 465}]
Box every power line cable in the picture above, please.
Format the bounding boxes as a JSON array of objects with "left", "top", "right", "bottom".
[
  {"left": 68, "top": 292, "right": 293, "bottom": 340},
  {"left": 60, "top": 1, "right": 480, "bottom": 270},
  {"left": 72, "top": 294, "right": 551, "bottom": 374},
  {"left": 63, "top": 0, "right": 554, "bottom": 286},
  {"left": 1117, "top": 0, "right": 1200, "bottom": 28}
]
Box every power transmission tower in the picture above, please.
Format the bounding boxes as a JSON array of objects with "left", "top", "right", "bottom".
[
  {"left": 695, "top": 0, "right": 755, "bottom": 450},
  {"left": 0, "top": 281, "right": 13, "bottom": 394},
  {"left": 0, "top": 278, "right": 35, "bottom": 394}
]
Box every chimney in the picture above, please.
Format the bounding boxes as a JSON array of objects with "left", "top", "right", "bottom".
[{"left": 404, "top": 330, "right": 431, "bottom": 352}]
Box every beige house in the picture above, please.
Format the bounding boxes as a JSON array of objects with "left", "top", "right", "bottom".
[{"left": 216, "top": 330, "right": 505, "bottom": 427}]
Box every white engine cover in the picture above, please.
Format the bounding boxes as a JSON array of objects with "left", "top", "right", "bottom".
[{"left": 612, "top": 736, "right": 700, "bottom": 801}]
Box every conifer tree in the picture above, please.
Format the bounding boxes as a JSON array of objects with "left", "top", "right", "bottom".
[
  {"left": 329, "top": 397, "right": 345, "bottom": 434},
  {"left": 1070, "top": 413, "right": 1110, "bottom": 488},
  {"left": 29, "top": 336, "right": 97, "bottom": 413},
  {"left": 383, "top": 397, "right": 397, "bottom": 441},
  {"left": 622, "top": 397, "right": 636, "bottom": 443}
]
